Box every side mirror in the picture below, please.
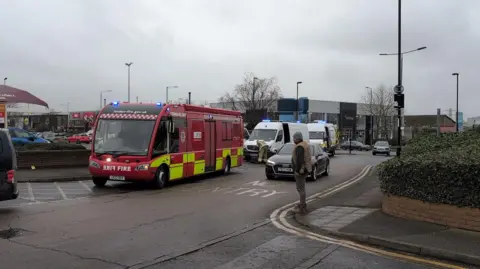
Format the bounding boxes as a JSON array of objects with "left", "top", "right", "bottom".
[{"left": 272, "top": 148, "right": 278, "bottom": 154}]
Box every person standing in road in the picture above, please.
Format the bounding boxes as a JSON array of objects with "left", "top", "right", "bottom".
[{"left": 291, "top": 132, "right": 312, "bottom": 214}]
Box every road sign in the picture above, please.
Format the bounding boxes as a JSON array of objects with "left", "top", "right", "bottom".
[{"left": 394, "top": 85, "right": 404, "bottom": 94}]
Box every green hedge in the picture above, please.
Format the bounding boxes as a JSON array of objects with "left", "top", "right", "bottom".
[
  {"left": 378, "top": 127, "right": 480, "bottom": 208},
  {"left": 15, "top": 142, "right": 87, "bottom": 151}
]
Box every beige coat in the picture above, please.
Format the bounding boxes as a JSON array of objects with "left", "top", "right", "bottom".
[{"left": 292, "top": 141, "right": 312, "bottom": 174}]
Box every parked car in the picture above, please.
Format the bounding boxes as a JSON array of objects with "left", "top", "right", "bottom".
[
  {"left": 67, "top": 133, "right": 91, "bottom": 144},
  {"left": 8, "top": 127, "right": 50, "bottom": 145},
  {"left": 0, "top": 128, "right": 18, "bottom": 201},
  {"left": 265, "top": 142, "right": 329, "bottom": 181},
  {"left": 340, "top": 141, "right": 370, "bottom": 151},
  {"left": 372, "top": 140, "right": 391, "bottom": 156}
]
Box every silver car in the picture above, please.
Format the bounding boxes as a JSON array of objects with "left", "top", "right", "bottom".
[{"left": 372, "top": 141, "right": 391, "bottom": 156}]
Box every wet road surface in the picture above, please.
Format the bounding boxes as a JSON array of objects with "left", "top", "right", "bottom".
[{"left": 0, "top": 152, "right": 448, "bottom": 268}]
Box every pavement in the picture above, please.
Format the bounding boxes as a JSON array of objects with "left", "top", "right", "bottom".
[
  {"left": 295, "top": 168, "right": 480, "bottom": 268},
  {"left": 17, "top": 167, "right": 91, "bottom": 182},
  {"left": 0, "top": 152, "right": 457, "bottom": 269}
]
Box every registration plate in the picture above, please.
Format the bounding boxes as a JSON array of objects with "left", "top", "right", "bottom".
[
  {"left": 109, "top": 175, "right": 125, "bottom": 180},
  {"left": 278, "top": 167, "right": 293, "bottom": 172}
]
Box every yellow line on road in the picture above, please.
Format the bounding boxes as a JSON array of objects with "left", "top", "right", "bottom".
[{"left": 270, "top": 166, "right": 467, "bottom": 269}]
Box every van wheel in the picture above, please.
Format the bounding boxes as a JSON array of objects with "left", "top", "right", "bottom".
[
  {"left": 92, "top": 177, "right": 107, "bottom": 187},
  {"left": 223, "top": 157, "right": 231, "bottom": 175},
  {"left": 153, "top": 165, "right": 168, "bottom": 189}
]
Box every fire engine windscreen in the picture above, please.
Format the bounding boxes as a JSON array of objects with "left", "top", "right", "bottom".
[
  {"left": 248, "top": 129, "right": 277, "bottom": 142},
  {"left": 94, "top": 119, "right": 156, "bottom": 155}
]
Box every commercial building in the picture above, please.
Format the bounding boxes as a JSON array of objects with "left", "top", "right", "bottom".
[{"left": 210, "top": 97, "right": 396, "bottom": 145}]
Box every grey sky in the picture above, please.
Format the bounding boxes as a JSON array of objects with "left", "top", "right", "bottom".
[{"left": 1, "top": 0, "right": 479, "bottom": 117}]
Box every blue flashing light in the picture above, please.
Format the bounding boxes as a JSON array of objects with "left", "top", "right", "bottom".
[
  {"left": 296, "top": 120, "right": 301, "bottom": 123},
  {"left": 112, "top": 101, "right": 119, "bottom": 106},
  {"left": 156, "top": 102, "right": 162, "bottom": 107},
  {"left": 262, "top": 119, "right": 271, "bottom": 122},
  {"left": 166, "top": 107, "right": 170, "bottom": 112}
]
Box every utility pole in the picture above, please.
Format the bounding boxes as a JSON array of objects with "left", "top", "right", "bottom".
[
  {"left": 296, "top": 81, "right": 302, "bottom": 121},
  {"left": 125, "top": 62, "right": 133, "bottom": 102},
  {"left": 188, "top": 92, "right": 191, "bottom": 104},
  {"left": 452, "top": 73, "right": 459, "bottom": 132},
  {"left": 3, "top": 77, "right": 6, "bottom": 85},
  {"left": 100, "top": 90, "right": 112, "bottom": 109}
]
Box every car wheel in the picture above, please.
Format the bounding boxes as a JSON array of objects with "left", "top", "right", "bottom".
[
  {"left": 372, "top": 152, "right": 376, "bottom": 155},
  {"left": 322, "top": 161, "right": 330, "bottom": 176},
  {"left": 92, "top": 177, "right": 107, "bottom": 187},
  {"left": 310, "top": 165, "right": 318, "bottom": 181},
  {"left": 153, "top": 165, "right": 168, "bottom": 189},
  {"left": 266, "top": 174, "right": 275, "bottom": 180}
]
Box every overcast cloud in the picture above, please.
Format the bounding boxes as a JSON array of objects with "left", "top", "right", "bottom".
[{"left": 1, "top": 0, "right": 479, "bottom": 117}]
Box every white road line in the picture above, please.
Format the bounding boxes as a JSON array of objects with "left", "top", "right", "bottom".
[
  {"left": 78, "top": 181, "right": 93, "bottom": 193},
  {"left": 270, "top": 166, "right": 465, "bottom": 269},
  {"left": 26, "top": 182, "right": 35, "bottom": 201},
  {"left": 54, "top": 182, "right": 69, "bottom": 200}
]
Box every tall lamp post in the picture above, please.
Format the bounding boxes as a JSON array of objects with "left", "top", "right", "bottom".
[
  {"left": 452, "top": 73, "right": 459, "bottom": 132},
  {"left": 166, "top": 85, "right": 178, "bottom": 103},
  {"left": 60, "top": 102, "right": 71, "bottom": 130},
  {"left": 379, "top": 46, "right": 427, "bottom": 157},
  {"left": 100, "top": 90, "right": 112, "bottom": 109},
  {"left": 125, "top": 62, "right": 133, "bottom": 102},
  {"left": 3, "top": 77, "right": 6, "bottom": 85},
  {"left": 296, "top": 81, "right": 302, "bottom": 121}
]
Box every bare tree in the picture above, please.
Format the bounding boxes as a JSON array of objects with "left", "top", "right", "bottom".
[
  {"left": 360, "top": 84, "right": 395, "bottom": 139},
  {"left": 218, "top": 72, "right": 282, "bottom": 112}
]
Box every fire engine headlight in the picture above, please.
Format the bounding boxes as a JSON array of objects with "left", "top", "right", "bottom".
[
  {"left": 266, "top": 160, "right": 275, "bottom": 166},
  {"left": 135, "top": 164, "right": 149, "bottom": 171},
  {"left": 106, "top": 157, "right": 112, "bottom": 162},
  {"left": 89, "top": 160, "right": 100, "bottom": 168}
]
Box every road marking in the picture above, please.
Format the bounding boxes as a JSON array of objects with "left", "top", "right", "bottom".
[
  {"left": 54, "top": 182, "right": 68, "bottom": 200},
  {"left": 270, "top": 166, "right": 466, "bottom": 269},
  {"left": 245, "top": 180, "right": 267, "bottom": 187},
  {"left": 27, "top": 182, "right": 35, "bottom": 201},
  {"left": 79, "top": 181, "right": 93, "bottom": 193},
  {"left": 214, "top": 235, "right": 313, "bottom": 269}
]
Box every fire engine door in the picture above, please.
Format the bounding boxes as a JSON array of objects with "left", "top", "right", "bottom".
[{"left": 204, "top": 120, "right": 216, "bottom": 172}]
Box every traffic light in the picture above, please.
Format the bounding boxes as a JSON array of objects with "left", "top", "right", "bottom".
[{"left": 394, "top": 93, "right": 404, "bottom": 108}]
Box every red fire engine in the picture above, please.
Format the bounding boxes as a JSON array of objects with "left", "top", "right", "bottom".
[{"left": 89, "top": 102, "right": 244, "bottom": 188}]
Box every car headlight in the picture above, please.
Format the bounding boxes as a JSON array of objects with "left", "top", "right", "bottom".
[
  {"left": 135, "top": 164, "right": 149, "bottom": 171},
  {"left": 266, "top": 160, "right": 275, "bottom": 166}
]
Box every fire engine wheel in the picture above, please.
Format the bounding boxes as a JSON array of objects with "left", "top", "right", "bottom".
[
  {"left": 76, "top": 140, "right": 81, "bottom": 144},
  {"left": 223, "top": 157, "right": 231, "bottom": 175},
  {"left": 153, "top": 166, "right": 168, "bottom": 189},
  {"left": 92, "top": 177, "right": 107, "bottom": 187}
]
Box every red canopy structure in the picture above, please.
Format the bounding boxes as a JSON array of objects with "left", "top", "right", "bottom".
[{"left": 0, "top": 85, "right": 49, "bottom": 108}]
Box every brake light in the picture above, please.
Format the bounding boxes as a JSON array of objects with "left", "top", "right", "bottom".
[{"left": 7, "top": 170, "right": 14, "bottom": 183}]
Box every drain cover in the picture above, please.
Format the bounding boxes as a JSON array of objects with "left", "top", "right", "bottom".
[{"left": 0, "top": 228, "right": 28, "bottom": 239}]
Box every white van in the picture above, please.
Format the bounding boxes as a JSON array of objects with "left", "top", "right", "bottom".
[
  {"left": 307, "top": 121, "right": 338, "bottom": 156},
  {"left": 243, "top": 120, "right": 309, "bottom": 161}
]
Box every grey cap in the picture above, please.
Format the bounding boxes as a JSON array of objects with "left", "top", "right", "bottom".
[{"left": 293, "top": 132, "right": 303, "bottom": 141}]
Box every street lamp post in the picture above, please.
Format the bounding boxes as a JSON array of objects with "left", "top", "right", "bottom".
[
  {"left": 100, "top": 90, "right": 112, "bottom": 109},
  {"left": 452, "top": 73, "right": 459, "bottom": 132},
  {"left": 60, "top": 102, "right": 71, "bottom": 130},
  {"left": 379, "top": 45, "right": 427, "bottom": 157},
  {"left": 252, "top": 77, "right": 258, "bottom": 108},
  {"left": 296, "top": 81, "right": 302, "bottom": 121},
  {"left": 3, "top": 77, "right": 6, "bottom": 85},
  {"left": 125, "top": 62, "right": 133, "bottom": 102},
  {"left": 166, "top": 85, "right": 178, "bottom": 103}
]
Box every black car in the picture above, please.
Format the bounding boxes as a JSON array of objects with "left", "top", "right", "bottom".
[
  {"left": 340, "top": 141, "right": 370, "bottom": 151},
  {"left": 0, "top": 128, "right": 19, "bottom": 201},
  {"left": 372, "top": 141, "right": 391, "bottom": 156},
  {"left": 265, "top": 143, "right": 329, "bottom": 181}
]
